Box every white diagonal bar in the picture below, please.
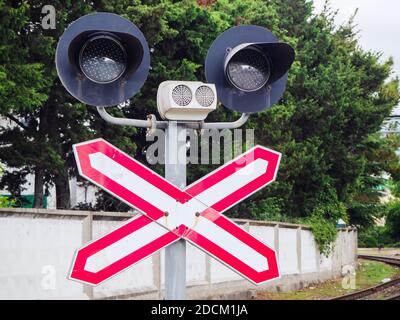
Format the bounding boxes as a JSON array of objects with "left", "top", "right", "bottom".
[
  {"left": 85, "top": 220, "right": 170, "bottom": 273},
  {"left": 191, "top": 215, "right": 269, "bottom": 272},
  {"left": 89, "top": 153, "right": 177, "bottom": 214},
  {"left": 190, "top": 159, "right": 268, "bottom": 209}
]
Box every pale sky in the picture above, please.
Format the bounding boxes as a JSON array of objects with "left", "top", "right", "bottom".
[{"left": 313, "top": 0, "right": 400, "bottom": 114}]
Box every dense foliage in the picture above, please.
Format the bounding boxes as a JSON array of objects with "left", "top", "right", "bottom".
[
  {"left": 357, "top": 198, "right": 400, "bottom": 249},
  {"left": 386, "top": 201, "right": 400, "bottom": 242},
  {"left": 0, "top": 165, "right": 13, "bottom": 207},
  {"left": 0, "top": 0, "right": 399, "bottom": 252},
  {"left": 0, "top": 1, "right": 137, "bottom": 208}
]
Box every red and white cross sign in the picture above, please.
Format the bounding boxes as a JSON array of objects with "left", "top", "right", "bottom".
[{"left": 70, "top": 139, "right": 281, "bottom": 285}]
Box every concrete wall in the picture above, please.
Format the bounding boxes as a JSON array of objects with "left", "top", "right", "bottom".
[{"left": 0, "top": 208, "right": 357, "bottom": 300}]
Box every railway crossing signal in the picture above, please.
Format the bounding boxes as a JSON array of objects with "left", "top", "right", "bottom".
[{"left": 56, "top": 12, "right": 296, "bottom": 299}]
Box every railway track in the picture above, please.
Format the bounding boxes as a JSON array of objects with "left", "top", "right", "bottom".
[
  {"left": 386, "top": 293, "right": 400, "bottom": 300},
  {"left": 357, "top": 254, "right": 400, "bottom": 267},
  {"left": 331, "top": 255, "right": 400, "bottom": 300}
]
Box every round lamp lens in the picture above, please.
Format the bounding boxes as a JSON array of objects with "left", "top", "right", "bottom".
[
  {"left": 79, "top": 35, "right": 127, "bottom": 84},
  {"left": 195, "top": 85, "right": 215, "bottom": 107},
  {"left": 172, "top": 85, "right": 192, "bottom": 106},
  {"left": 226, "top": 47, "right": 270, "bottom": 92}
]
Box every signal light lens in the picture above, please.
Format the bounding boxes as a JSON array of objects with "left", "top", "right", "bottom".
[
  {"left": 172, "top": 85, "right": 192, "bottom": 106},
  {"left": 195, "top": 85, "right": 215, "bottom": 107},
  {"left": 79, "top": 35, "right": 127, "bottom": 84},
  {"left": 226, "top": 47, "right": 271, "bottom": 92}
]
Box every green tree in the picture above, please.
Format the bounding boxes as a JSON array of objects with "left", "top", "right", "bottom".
[
  {"left": 387, "top": 201, "right": 400, "bottom": 242},
  {"left": 0, "top": 1, "right": 137, "bottom": 209},
  {"left": 0, "top": 0, "right": 49, "bottom": 206},
  {"left": 232, "top": 1, "right": 399, "bottom": 245},
  {"left": 0, "top": 164, "right": 13, "bottom": 207}
]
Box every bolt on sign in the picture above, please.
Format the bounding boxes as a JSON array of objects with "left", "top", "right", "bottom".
[{"left": 70, "top": 139, "right": 281, "bottom": 285}]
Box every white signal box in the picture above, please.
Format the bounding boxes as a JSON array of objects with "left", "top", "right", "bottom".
[{"left": 157, "top": 81, "right": 217, "bottom": 121}]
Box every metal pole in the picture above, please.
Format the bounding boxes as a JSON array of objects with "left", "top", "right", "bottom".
[
  {"left": 164, "top": 121, "right": 187, "bottom": 300},
  {"left": 96, "top": 106, "right": 168, "bottom": 128},
  {"left": 96, "top": 106, "right": 249, "bottom": 130}
]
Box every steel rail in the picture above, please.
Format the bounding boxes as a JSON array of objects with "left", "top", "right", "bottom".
[
  {"left": 386, "top": 293, "right": 400, "bottom": 300},
  {"left": 357, "top": 255, "right": 400, "bottom": 267},
  {"left": 331, "top": 278, "right": 400, "bottom": 300}
]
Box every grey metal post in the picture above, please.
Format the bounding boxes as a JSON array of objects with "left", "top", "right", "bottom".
[{"left": 164, "top": 121, "right": 187, "bottom": 300}]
